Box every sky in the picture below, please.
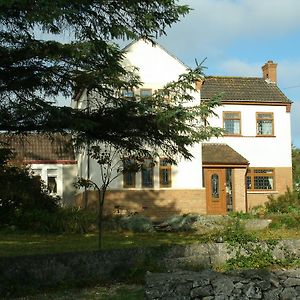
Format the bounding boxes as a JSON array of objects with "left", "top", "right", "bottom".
[{"left": 154, "top": 0, "right": 300, "bottom": 147}]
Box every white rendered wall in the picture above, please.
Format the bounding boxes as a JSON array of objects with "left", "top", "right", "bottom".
[
  {"left": 123, "top": 40, "right": 187, "bottom": 90},
  {"left": 75, "top": 39, "right": 203, "bottom": 190},
  {"left": 77, "top": 143, "right": 203, "bottom": 190},
  {"left": 30, "top": 163, "right": 77, "bottom": 203},
  {"left": 208, "top": 104, "right": 292, "bottom": 167},
  {"left": 30, "top": 164, "right": 63, "bottom": 197}
]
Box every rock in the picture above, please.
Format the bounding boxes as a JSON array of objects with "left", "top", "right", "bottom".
[
  {"left": 283, "top": 277, "right": 300, "bottom": 287},
  {"left": 213, "top": 277, "right": 235, "bottom": 296},
  {"left": 264, "top": 288, "right": 281, "bottom": 300},
  {"left": 270, "top": 276, "right": 281, "bottom": 288},
  {"left": 244, "top": 282, "right": 262, "bottom": 299},
  {"left": 192, "top": 278, "right": 210, "bottom": 288},
  {"left": 257, "top": 280, "right": 272, "bottom": 291},
  {"left": 280, "top": 287, "right": 298, "bottom": 299},
  {"left": 190, "top": 285, "right": 213, "bottom": 298},
  {"left": 243, "top": 219, "right": 272, "bottom": 231}
]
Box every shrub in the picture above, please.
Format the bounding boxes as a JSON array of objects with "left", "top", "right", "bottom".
[
  {"left": 0, "top": 148, "right": 59, "bottom": 227},
  {"left": 223, "top": 218, "right": 278, "bottom": 270},
  {"left": 265, "top": 188, "right": 300, "bottom": 213},
  {"left": 268, "top": 213, "right": 300, "bottom": 229},
  {"left": 15, "top": 208, "right": 97, "bottom": 233},
  {"left": 228, "top": 211, "right": 256, "bottom": 220}
]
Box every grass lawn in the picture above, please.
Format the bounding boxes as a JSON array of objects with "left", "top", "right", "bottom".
[
  {"left": 1, "top": 228, "right": 300, "bottom": 257},
  {"left": 11, "top": 284, "right": 144, "bottom": 300},
  {"left": 0, "top": 230, "right": 214, "bottom": 257}
]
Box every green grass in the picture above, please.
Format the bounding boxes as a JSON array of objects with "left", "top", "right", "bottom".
[
  {"left": 1, "top": 226, "right": 300, "bottom": 257},
  {"left": 12, "top": 284, "right": 144, "bottom": 300},
  {"left": 0, "top": 230, "right": 215, "bottom": 257}
]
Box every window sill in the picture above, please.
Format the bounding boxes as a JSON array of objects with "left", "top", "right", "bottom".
[
  {"left": 223, "top": 134, "right": 242, "bottom": 137},
  {"left": 255, "top": 135, "right": 276, "bottom": 138},
  {"left": 247, "top": 190, "right": 278, "bottom": 194}
]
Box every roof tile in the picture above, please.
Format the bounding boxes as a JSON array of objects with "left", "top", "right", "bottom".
[
  {"left": 201, "top": 76, "right": 290, "bottom": 103},
  {"left": 202, "top": 143, "right": 248, "bottom": 165},
  {"left": 0, "top": 134, "right": 75, "bottom": 161}
]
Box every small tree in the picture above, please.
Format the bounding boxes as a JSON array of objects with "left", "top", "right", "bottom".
[
  {"left": 75, "top": 65, "right": 222, "bottom": 249},
  {"left": 75, "top": 144, "right": 143, "bottom": 249}
]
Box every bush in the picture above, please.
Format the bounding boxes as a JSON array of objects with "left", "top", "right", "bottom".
[
  {"left": 228, "top": 211, "right": 257, "bottom": 220},
  {"left": 118, "top": 215, "right": 154, "bottom": 233},
  {"left": 15, "top": 208, "right": 97, "bottom": 233},
  {"left": 0, "top": 148, "right": 59, "bottom": 227},
  {"left": 268, "top": 213, "right": 300, "bottom": 229},
  {"left": 265, "top": 188, "right": 300, "bottom": 213}
]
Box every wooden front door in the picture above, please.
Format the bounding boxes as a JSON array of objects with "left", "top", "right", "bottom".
[{"left": 204, "top": 168, "right": 227, "bottom": 215}]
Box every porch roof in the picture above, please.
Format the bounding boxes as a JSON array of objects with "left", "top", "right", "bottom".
[{"left": 202, "top": 143, "right": 248, "bottom": 166}]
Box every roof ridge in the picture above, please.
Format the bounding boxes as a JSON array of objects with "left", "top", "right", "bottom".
[{"left": 205, "top": 76, "right": 262, "bottom": 79}]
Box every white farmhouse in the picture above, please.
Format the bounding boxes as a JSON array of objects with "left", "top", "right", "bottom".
[{"left": 73, "top": 40, "right": 292, "bottom": 218}]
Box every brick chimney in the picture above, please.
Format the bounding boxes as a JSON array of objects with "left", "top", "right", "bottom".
[{"left": 262, "top": 60, "right": 277, "bottom": 84}]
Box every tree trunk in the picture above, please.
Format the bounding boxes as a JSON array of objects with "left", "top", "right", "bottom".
[{"left": 98, "top": 187, "right": 106, "bottom": 250}]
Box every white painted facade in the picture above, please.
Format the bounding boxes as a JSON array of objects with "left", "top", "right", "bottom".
[
  {"left": 31, "top": 163, "right": 77, "bottom": 205},
  {"left": 75, "top": 39, "right": 204, "bottom": 191},
  {"left": 208, "top": 104, "right": 292, "bottom": 167}
]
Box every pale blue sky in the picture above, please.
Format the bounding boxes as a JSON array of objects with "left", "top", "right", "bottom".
[{"left": 156, "top": 0, "right": 300, "bottom": 147}]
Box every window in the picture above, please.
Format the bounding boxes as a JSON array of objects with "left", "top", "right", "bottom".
[
  {"left": 211, "top": 174, "right": 219, "bottom": 199},
  {"left": 140, "top": 89, "right": 152, "bottom": 98},
  {"left": 122, "top": 90, "right": 134, "bottom": 98},
  {"left": 123, "top": 159, "right": 136, "bottom": 188},
  {"left": 246, "top": 168, "right": 274, "bottom": 190},
  {"left": 256, "top": 112, "right": 274, "bottom": 136},
  {"left": 48, "top": 177, "right": 57, "bottom": 193},
  {"left": 223, "top": 112, "right": 241, "bottom": 135},
  {"left": 47, "top": 169, "right": 58, "bottom": 194},
  {"left": 142, "top": 158, "right": 154, "bottom": 188},
  {"left": 159, "top": 158, "right": 172, "bottom": 187}
]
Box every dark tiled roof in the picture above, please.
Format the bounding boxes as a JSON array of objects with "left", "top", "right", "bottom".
[
  {"left": 0, "top": 134, "right": 75, "bottom": 161},
  {"left": 202, "top": 143, "right": 248, "bottom": 165},
  {"left": 201, "top": 76, "right": 291, "bottom": 103}
]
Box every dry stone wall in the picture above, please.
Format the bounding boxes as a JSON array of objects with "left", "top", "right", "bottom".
[{"left": 145, "top": 269, "right": 300, "bottom": 299}]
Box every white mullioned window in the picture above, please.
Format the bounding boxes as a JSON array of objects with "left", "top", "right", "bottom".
[
  {"left": 256, "top": 112, "right": 274, "bottom": 136},
  {"left": 223, "top": 111, "right": 241, "bottom": 135}
]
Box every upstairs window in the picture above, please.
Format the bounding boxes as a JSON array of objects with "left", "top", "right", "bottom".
[
  {"left": 223, "top": 112, "right": 241, "bottom": 135},
  {"left": 256, "top": 112, "right": 274, "bottom": 136},
  {"left": 246, "top": 168, "right": 274, "bottom": 190},
  {"left": 159, "top": 158, "right": 172, "bottom": 188},
  {"left": 123, "top": 159, "right": 136, "bottom": 188},
  {"left": 142, "top": 158, "right": 154, "bottom": 188}
]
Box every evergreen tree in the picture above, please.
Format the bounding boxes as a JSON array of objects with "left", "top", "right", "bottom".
[{"left": 0, "top": 1, "right": 221, "bottom": 161}]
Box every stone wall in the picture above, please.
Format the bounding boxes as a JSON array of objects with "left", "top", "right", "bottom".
[
  {"left": 1, "top": 240, "right": 300, "bottom": 297},
  {"left": 145, "top": 269, "right": 300, "bottom": 299}
]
